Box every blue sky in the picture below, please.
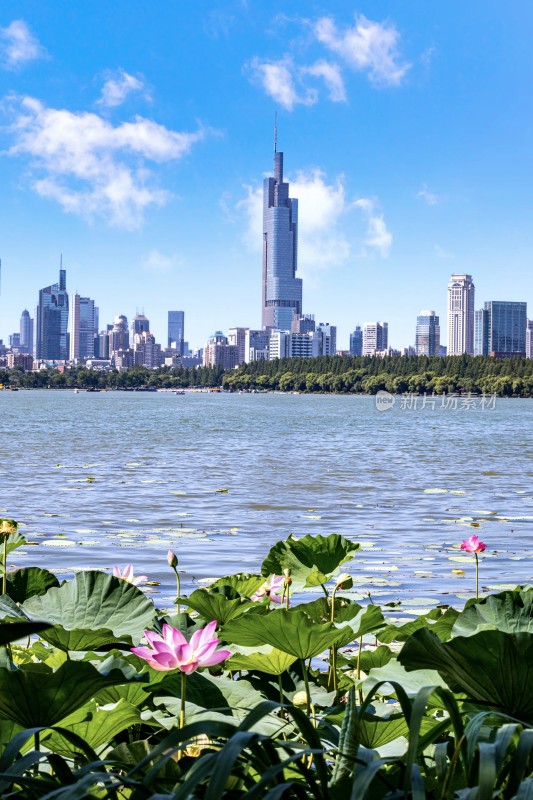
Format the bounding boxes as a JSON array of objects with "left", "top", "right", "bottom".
[{"left": 1, "top": 1, "right": 532, "bottom": 350}]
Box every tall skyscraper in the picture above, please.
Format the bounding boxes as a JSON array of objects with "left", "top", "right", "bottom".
[
  {"left": 69, "top": 294, "right": 97, "bottom": 360},
  {"left": 261, "top": 136, "right": 302, "bottom": 330},
  {"left": 132, "top": 313, "right": 150, "bottom": 337},
  {"left": 526, "top": 320, "right": 533, "bottom": 359},
  {"left": 477, "top": 301, "right": 527, "bottom": 357},
  {"left": 349, "top": 326, "right": 363, "bottom": 356},
  {"left": 168, "top": 311, "right": 185, "bottom": 352},
  {"left": 317, "top": 323, "right": 337, "bottom": 355},
  {"left": 415, "top": 311, "right": 440, "bottom": 356},
  {"left": 448, "top": 274, "right": 475, "bottom": 355},
  {"left": 19, "top": 309, "right": 33, "bottom": 355},
  {"left": 109, "top": 315, "right": 129, "bottom": 353},
  {"left": 35, "top": 267, "right": 69, "bottom": 360},
  {"left": 363, "top": 322, "right": 388, "bottom": 356}
]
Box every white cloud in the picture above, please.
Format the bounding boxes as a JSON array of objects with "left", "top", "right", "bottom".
[
  {"left": 314, "top": 13, "right": 410, "bottom": 86},
  {"left": 239, "top": 169, "right": 392, "bottom": 278},
  {"left": 0, "top": 19, "right": 46, "bottom": 69},
  {"left": 434, "top": 245, "right": 454, "bottom": 259},
  {"left": 302, "top": 60, "right": 346, "bottom": 102},
  {"left": 353, "top": 198, "right": 392, "bottom": 256},
  {"left": 4, "top": 96, "right": 207, "bottom": 229},
  {"left": 98, "top": 69, "right": 148, "bottom": 108},
  {"left": 417, "top": 184, "right": 439, "bottom": 205},
  {"left": 247, "top": 57, "right": 317, "bottom": 111},
  {"left": 142, "top": 249, "right": 182, "bottom": 273}
]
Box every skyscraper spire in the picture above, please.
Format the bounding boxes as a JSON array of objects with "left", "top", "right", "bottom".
[{"left": 274, "top": 111, "right": 277, "bottom": 154}]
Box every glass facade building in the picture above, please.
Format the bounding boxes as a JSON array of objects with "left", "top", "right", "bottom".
[
  {"left": 35, "top": 269, "right": 69, "bottom": 360},
  {"left": 349, "top": 327, "right": 363, "bottom": 356},
  {"left": 168, "top": 311, "right": 185, "bottom": 352},
  {"left": 415, "top": 311, "right": 440, "bottom": 356},
  {"left": 448, "top": 274, "right": 475, "bottom": 355},
  {"left": 483, "top": 301, "right": 527, "bottom": 357},
  {"left": 262, "top": 148, "right": 302, "bottom": 329}
]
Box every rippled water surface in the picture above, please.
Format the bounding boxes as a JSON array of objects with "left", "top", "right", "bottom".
[{"left": 2, "top": 390, "right": 533, "bottom": 608}]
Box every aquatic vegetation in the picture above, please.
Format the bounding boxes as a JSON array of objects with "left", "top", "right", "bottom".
[
  {"left": 460, "top": 534, "right": 487, "bottom": 597},
  {"left": 112, "top": 563, "right": 148, "bottom": 586},
  {"left": 0, "top": 525, "right": 532, "bottom": 797}
]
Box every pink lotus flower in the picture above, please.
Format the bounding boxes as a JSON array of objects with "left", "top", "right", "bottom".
[
  {"left": 251, "top": 574, "right": 284, "bottom": 604},
  {"left": 113, "top": 564, "right": 148, "bottom": 586},
  {"left": 131, "top": 620, "right": 231, "bottom": 673},
  {"left": 460, "top": 535, "right": 486, "bottom": 554}
]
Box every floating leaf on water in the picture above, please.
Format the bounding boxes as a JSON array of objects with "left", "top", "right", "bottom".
[
  {"left": 304, "top": 515, "right": 322, "bottom": 520},
  {"left": 450, "top": 490, "right": 467, "bottom": 495},
  {"left": 42, "top": 540, "right": 76, "bottom": 548},
  {"left": 170, "top": 491, "right": 187, "bottom": 496},
  {"left": 215, "top": 488, "right": 230, "bottom": 493},
  {"left": 449, "top": 556, "right": 477, "bottom": 563},
  {"left": 452, "top": 569, "right": 466, "bottom": 576},
  {"left": 424, "top": 488, "right": 448, "bottom": 494}
]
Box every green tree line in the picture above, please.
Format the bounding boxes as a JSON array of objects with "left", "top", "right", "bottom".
[
  {"left": 222, "top": 354, "right": 533, "bottom": 396},
  {"left": 0, "top": 364, "right": 224, "bottom": 390}
]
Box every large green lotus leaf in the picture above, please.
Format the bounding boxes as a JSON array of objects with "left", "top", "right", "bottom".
[
  {"left": 23, "top": 571, "right": 156, "bottom": 648},
  {"left": 222, "top": 608, "right": 343, "bottom": 659},
  {"left": 39, "top": 626, "right": 133, "bottom": 652},
  {"left": 0, "top": 621, "right": 51, "bottom": 645},
  {"left": 210, "top": 573, "right": 265, "bottom": 598},
  {"left": 182, "top": 588, "right": 257, "bottom": 625},
  {"left": 261, "top": 534, "right": 360, "bottom": 589},
  {"left": 452, "top": 592, "right": 533, "bottom": 637},
  {"left": 379, "top": 606, "right": 459, "bottom": 644},
  {"left": 150, "top": 671, "right": 264, "bottom": 720},
  {"left": 6, "top": 567, "right": 59, "bottom": 603},
  {"left": 228, "top": 645, "right": 298, "bottom": 675},
  {"left": 0, "top": 718, "right": 23, "bottom": 756},
  {"left": 0, "top": 595, "right": 30, "bottom": 621},
  {"left": 299, "top": 598, "right": 385, "bottom": 648},
  {"left": 363, "top": 656, "right": 447, "bottom": 698},
  {"left": 41, "top": 698, "right": 140, "bottom": 758},
  {"left": 398, "top": 628, "right": 533, "bottom": 722},
  {"left": 0, "top": 661, "right": 133, "bottom": 727}
]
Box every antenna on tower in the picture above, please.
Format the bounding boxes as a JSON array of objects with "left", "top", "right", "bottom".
[{"left": 274, "top": 112, "right": 277, "bottom": 153}]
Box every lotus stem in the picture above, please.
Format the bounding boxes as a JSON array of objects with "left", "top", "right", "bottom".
[
  {"left": 475, "top": 553, "right": 479, "bottom": 599},
  {"left": 175, "top": 569, "right": 181, "bottom": 615},
  {"left": 356, "top": 635, "right": 363, "bottom": 706},
  {"left": 180, "top": 671, "right": 186, "bottom": 730},
  {"left": 301, "top": 659, "right": 311, "bottom": 716},
  {"left": 278, "top": 673, "right": 284, "bottom": 706},
  {"left": 328, "top": 585, "right": 339, "bottom": 693},
  {"left": 2, "top": 535, "right": 6, "bottom": 595}
]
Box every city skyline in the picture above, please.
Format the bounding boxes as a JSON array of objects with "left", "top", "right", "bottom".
[{"left": 1, "top": 3, "right": 533, "bottom": 349}]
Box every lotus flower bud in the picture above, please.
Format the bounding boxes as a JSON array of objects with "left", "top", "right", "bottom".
[
  {"left": 292, "top": 691, "right": 308, "bottom": 707},
  {"left": 335, "top": 573, "right": 353, "bottom": 590},
  {"left": 283, "top": 568, "right": 292, "bottom": 587},
  {"left": 167, "top": 549, "right": 178, "bottom": 568}
]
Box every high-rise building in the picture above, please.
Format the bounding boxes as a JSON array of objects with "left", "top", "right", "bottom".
[
  {"left": 526, "top": 320, "right": 533, "bottom": 359},
  {"left": 474, "top": 308, "right": 489, "bottom": 356},
  {"left": 168, "top": 311, "right": 185, "bottom": 353},
  {"left": 35, "top": 268, "right": 69, "bottom": 360},
  {"left": 245, "top": 329, "right": 270, "bottom": 362},
  {"left": 448, "top": 274, "right": 475, "bottom": 355},
  {"left": 292, "top": 314, "right": 316, "bottom": 334},
  {"left": 479, "top": 301, "right": 527, "bottom": 357},
  {"left": 363, "top": 322, "right": 388, "bottom": 356},
  {"left": 132, "top": 313, "right": 150, "bottom": 338},
  {"left": 133, "top": 331, "right": 162, "bottom": 368},
  {"left": 69, "top": 294, "right": 97, "bottom": 360},
  {"left": 349, "top": 327, "right": 363, "bottom": 356},
  {"left": 415, "top": 311, "right": 440, "bottom": 356},
  {"left": 203, "top": 332, "right": 240, "bottom": 369},
  {"left": 20, "top": 310, "right": 33, "bottom": 355},
  {"left": 228, "top": 327, "right": 248, "bottom": 364},
  {"left": 261, "top": 139, "right": 302, "bottom": 330},
  {"left": 9, "top": 333, "right": 21, "bottom": 349},
  {"left": 109, "top": 315, "right": 129, "bottom": 354},
  {"left": 317, "top": 323, "right": 337, "bottom": 356}
]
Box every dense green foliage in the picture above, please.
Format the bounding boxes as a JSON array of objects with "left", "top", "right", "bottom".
[
  {"left": 1, "top": 521, "right": 533, "bottom": 797},
  {"left": 223, "top": 354, "right": 533, "bottom": 396},
  {"left": 0, "top": 364, "right": 224, "bottom": 390},
  {"left": 3, "top": 354, "right": 533, "bottom": 395}
]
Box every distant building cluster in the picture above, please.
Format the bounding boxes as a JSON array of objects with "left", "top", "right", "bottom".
[{"left": 1, "top": 142, "right": 531, "bottom": 372}]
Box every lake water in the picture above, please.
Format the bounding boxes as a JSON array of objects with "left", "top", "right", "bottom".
[{"left": 2, "top": 390, "right": 533, "bottom": 611}]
